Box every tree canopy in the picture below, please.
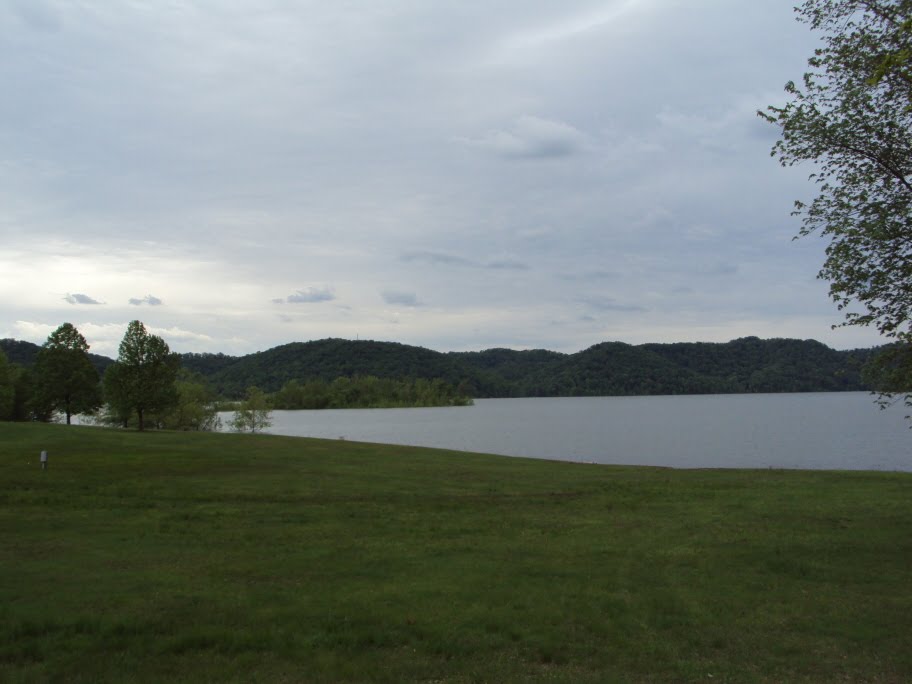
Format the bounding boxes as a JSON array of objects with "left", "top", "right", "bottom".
[
  {"left": 104, "top": 321, "right": 180, "bottom": 431},
  {"left": 32, "top": 323, "right": 101, "bottom": 424},
  {"left": 230, "top": 386, "right": 272, "bottom": 433},
  {"left": 0, "top": 349, "right": 14, "bottom": 421},
  {"left": 762, "top": 0, "right": 912, "bottom": 401}
]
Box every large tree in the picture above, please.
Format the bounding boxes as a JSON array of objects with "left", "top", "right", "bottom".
[
  {"left": 32, "top": 323, "right": 101, "bottom": 424},
  {"left": 105, "top": 320, "right": 180, "bottom": 431},
  {"left": 762, "top": 1, "right": 912, "bottom": 402}
]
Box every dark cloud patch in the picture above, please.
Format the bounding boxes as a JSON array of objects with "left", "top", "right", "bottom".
[
  {"left": 577, "top": 296, "right": 646, "bottom": 313},
  {"left": 401, "top": 251, "right": 528, "bottom": 271},
  {"left": 10, "top": 0, "right": 61, "bottom": 32},
  {"left": 466, "top": 115, "right": 586, "bottom": 159},
  {"left": 64, "top": 293, "right": 102, "bottom": 305},
  {"left": 382, "top": 290, "right": 422, "bottom": 307},
  {"left": 285, "top": 286, "right": 335, "bottom": 303},
  {"left": 128, "top": 294, "right": 163, "bottom": 306},
  {"left": 486, "top": 260, "right": 529, "bottom": 271},
  {"left": 401, "top": 251, "right": 475, "bottom": 268},
  {"left": 559, "top": 270, "right": 618, "bottom": 282},
  {"left": 702, "top": 263, "right": 739, "bottom": 277},
  {"left": 271, "top": 298, "right": 285, "bottom": 304}
]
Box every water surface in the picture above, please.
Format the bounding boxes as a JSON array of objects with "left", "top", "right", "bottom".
[{"left": 224, "top": 393, "right": 911, "bottom": 471}]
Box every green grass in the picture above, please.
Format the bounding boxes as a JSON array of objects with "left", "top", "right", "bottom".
[{"left": 1, "top": 422, "right": 911, "bottom": 683}]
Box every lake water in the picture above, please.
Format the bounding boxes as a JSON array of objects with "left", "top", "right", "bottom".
[{"left": 222, "top": 392, "right": 912, "bottom": 471}]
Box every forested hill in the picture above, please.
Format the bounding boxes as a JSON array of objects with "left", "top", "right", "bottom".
[
  {"left": 2, "top": 335, "right": 880, "bottom": 399},
  {"left": 450, "top": 338, "right": 877, "bottom": 397},
  {"left": 182, "top": 339, "right": 468, "bottom": 397},
  {"left": 182, "top": 336, "right": 878, "bottom": 398},
  {"left": 0, "top": 338, "right": 114, "bottom": 376}
]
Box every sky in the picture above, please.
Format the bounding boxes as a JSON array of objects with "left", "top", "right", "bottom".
[{"left": 0, "top": 0, "right": 889, "bottom": 358}]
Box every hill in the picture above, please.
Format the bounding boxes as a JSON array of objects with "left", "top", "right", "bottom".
[
  {"left": 187, "top": 336, "right": 879, "bottom": 398},
  {"left": 2, "top": 335, "right": 881, "bottom": 399},
  {"left": 0, "top": 338, "right": 115, "bottom": 376}
]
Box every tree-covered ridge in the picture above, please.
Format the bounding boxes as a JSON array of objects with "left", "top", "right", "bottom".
[
  {"left": 196, "top": 338, "right": 469, "bottom": 397},
  {"left": 450, "top": 338, "right": 876, "bottom": 397},
  {"left": 0, "top": 338, "right": 114, "bottom": 376},
  {"left": 641, "top": 337, "right": 875, "bottom": 393},
  {"left": 1, "top": 334, "right": 884, "bottom": 402},
  {"left": 184, "top": 336, "right": 880, "bottom": 399}
]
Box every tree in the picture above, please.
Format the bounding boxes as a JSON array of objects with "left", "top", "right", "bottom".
[
  {"left": 101, "top": 362, "right": 133, "bottom": 428},
  {"left": 105, "top": 320, "right": 180, "bottom": 431},
  {"left": 230, "top": 386, "right": 272, "bottom": 433},
  {"left": 8, "top": 364, "right": 35, "bottom": 421},
  {"left": 762, "top": 1, "right": 912, "bottom": 403},
  {"left": 156, "top": 371, "right": 222, "bottom": 431},
  {"left": 0, "top": 349, "right": 14, "bottom": 421},
  {"left": 32, "top": 323, "right": 101, "bottom": 424}
]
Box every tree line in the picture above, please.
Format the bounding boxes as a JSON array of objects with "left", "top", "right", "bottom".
[
  {"left": 2, "top": 325, "right": 901, "bottom": 432},
  {"left": 271, "top": 376, "right": 472, "bottom": 410},
  {"left": 178, "top": 337, "right": 881, "bottom": 399},
  {"left": 0, "top": 323, "right": 471, "bottom": 431},
  {"left": 0, "top": 321, "right": 221, "bottom": 431}
]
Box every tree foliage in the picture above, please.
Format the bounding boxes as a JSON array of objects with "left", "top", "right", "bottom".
[
  {"left": 230, "top": 386, "right": 272, "bottom": 433},
  {"left": 271, "top": 375, "right": 472, "bottom": 409},
  {"left": 0, "top": 334, "right": 884, "bottom": 406},
  {"left": 104, "top": 321, "right": 180, "bottom": 431},
  {"left": 0, "top": 349, "right": 14, "bottom": 421},
  {"left": 32, "top": 323, "right": 101, "bottom": 424},
  {"left": 762, "top": 0, "right": 912, "bottom": 401},
  {"left": 156, "top": 372, "right": 222, "bottom": 431}
]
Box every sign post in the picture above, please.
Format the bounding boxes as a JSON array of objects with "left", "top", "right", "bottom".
[{"left": 40, "top": 450, "right": 48, "bottom": 470}]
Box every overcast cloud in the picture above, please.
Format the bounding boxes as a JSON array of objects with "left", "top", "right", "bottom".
[{"left": 0, "top": 0, "right": 887, "bottom": 357}]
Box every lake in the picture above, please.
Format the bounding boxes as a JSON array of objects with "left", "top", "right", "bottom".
[{"left": 222, "top": 392, "right": 911, "bottom": 471}]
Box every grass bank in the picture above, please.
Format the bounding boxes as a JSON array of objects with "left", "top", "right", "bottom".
[{"left": 1, "top": 423, "right": 911, "bottom": 683}]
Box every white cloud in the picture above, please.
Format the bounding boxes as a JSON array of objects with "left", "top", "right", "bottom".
[{"left": 146, "top": 325, "right": 213, "bottom": 344}]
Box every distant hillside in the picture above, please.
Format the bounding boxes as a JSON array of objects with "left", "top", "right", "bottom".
[
  {"left": 640, "top": 338, "right": 874, "bottom": 393},
  {"left": 189, "top": 339, "right": 468, "bottom": 397},
  {"left": 184, "top": 336, "right": 879, "bottom": 399},
  {"left": 2, "top": 335, "right": 882, "bottom": 399},
  {"left": 0, "top": 338, "right": 115, "bottom": 376}
]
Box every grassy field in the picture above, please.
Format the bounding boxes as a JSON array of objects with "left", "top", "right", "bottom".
[{"left": 1, "top": 423, "right": 911, "bottom": 683}]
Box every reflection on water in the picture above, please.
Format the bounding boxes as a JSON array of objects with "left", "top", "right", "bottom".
[{"left": 223, "top": 392, "right": 911, "bottom": 471}]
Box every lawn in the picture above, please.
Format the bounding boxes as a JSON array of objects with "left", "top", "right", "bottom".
[{"left": 1, "top": 422, "right": 910, "bottom": 682}]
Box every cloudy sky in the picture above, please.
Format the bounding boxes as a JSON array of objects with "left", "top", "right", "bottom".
[{"left": 0, "top": 0, "right": 887, "bottom": 358}]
